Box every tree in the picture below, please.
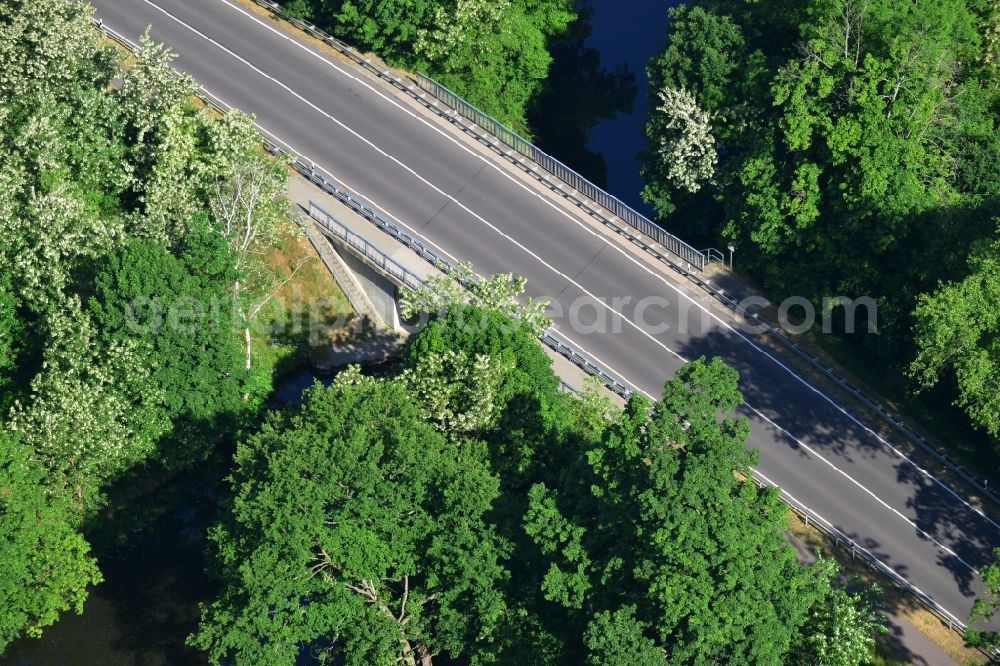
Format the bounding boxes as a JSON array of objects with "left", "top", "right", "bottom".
[
  {"left": 789, "top": 559, "right": 883, "bottom": 665},
  {"left": 207, "top": 113, "right": 290, "bottom": 372},
  {"left": 0, "top": 275, "right": 22, "bottom": 405},
  {"left": 0, "top": 431, "right": 102, "bottom": 650},
  {"left": 0, "top": 0, "right": 114, "bottom": 103},
  {"left": 7, "top": 300, "right": 167, "bottom": 503},
  {"left": 414, "top": 0, "right": 574, "bottom": 132},
  {"left": 87, "top": 226, "right": 250, "bottom": 456},
  {"left": 911, "top": 228, "right": 1000, "bottom": 438},
  {"left": 0, "top": 183, "right": 124, "bottom": 312},
  {"left": 521, "top": 357, "right": 837, "bottom": 663},
  {"left": 650, "top": 86, "right": 717, "bottom": 194},
  {"left": 400, "top": 262, "right": 551, "bottom": 337},
  {"left": 967, "top": 547, "right": 1000, "bottom": 651},
  {"left": 642, "top": 4, "right": 754, "bottom": 219},
  {"left": 400, "top": 349, "right": 513, "bottom": 438},
  {"left": 404, "top": 303, "right": 560, "bottom": 480},
  {"left": 642, "top": 0, "right": 999, "bottom": 454},
  {"left": 302, "top": 0, "right": 575, "bottom": 133},
  {"left": 189, "top": 369, "right": 508, "bottom": 665}
]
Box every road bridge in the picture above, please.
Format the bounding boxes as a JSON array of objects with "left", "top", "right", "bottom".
[{"left": 92, "top": 0, "right": 1000, "bottom": 642}]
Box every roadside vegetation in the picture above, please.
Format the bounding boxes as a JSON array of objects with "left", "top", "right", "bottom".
[
  {"left": 640, "top": 0, "right": 1000, "bottom": 478},
  {"left": 0, "top": 0, "right": 327, "bottom": 650},
  {"left": 2, "top": 1, "right": 997, "bottom": 664},
  {"left": 280, "top": 0, "right": 577, "bottom": 135},
  {"left": 189, "top": 271, "right": 886, "bottom": 665}
]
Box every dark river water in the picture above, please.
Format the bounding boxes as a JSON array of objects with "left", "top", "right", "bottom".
[
  {"left": 582, "top": 0, "right": 673, "bottom": 214},
  {"left": 2, "top": 2, "right": 672, "bottom": 662}
]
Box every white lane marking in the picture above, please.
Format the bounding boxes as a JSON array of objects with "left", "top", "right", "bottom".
[
  {"left": 134, "top": 0, "right": 995, "bottom": 568},
  {"left": 209, "top": 0, "right": 1000, "bottom": 534},
  {"left": 753, "top": 468, "right": 968, "bottom": 626}
]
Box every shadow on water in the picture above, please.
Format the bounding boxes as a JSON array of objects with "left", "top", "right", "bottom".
[
  {"left": 2, "top": 460, "right": 222, "bottom": 666},
  {"left": 2, "top": 356, "right": 407, "bottom": 666},
  {"left": 528, "top": 3, "right": 636, "bottom": 188}
]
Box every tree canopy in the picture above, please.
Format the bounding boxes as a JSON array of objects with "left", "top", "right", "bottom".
[
  {"left": 193, "top": 301, "right": 883, "bottom": 665},
  {"left": 0, "top": 0, "right": 285, "bottom": 646},
  {"left": 282, "top": 0, "right": 575, "bottom": 133},
  {"left": 643, "top": 0, "right": 1000, "bottom": 455},
  {"left": 190, "top": 369, "right": 508, "bottom": 665}
]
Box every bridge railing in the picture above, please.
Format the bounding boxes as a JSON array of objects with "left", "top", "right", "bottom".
[
  {"left": 242, "top": 1, "right": 710, "bottom": 271},
  {"left": 413, "top": 72, "right": 710, "bottom": 271},
  {"left": 307, "top": 202, "right": 423, "bottom": 291}
]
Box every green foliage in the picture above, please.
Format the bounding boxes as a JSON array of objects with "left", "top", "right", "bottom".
[
  {"left": 0, "top": 432, "right": 102, "bottom": 650},
  {"left": 8, "top": 301, "right": 168, "bottom": 503},
  {"left": 290, "top": 0, "right": 575, "bottom": 132},
  {"left": 642, "top": 0, "right": 1000, "bottom": 455},
  {"left": 189, "top": 370, "right": 508, "bottom": 665},
  {"left": 790, "top": 560, "right": 884, "bottom": 665},
  {"left": 519, "top": 357, "right": 878, "bottom": 664},
  {"left": 582, "top": 606, "right": 664, "bottom": 666},
  {"left": 967, "top": 547, "right": 1000, "bottom": 650},
  {"left": 400, "top": 261, "right": 552, "bottom": 337},
  {"left": 0, "top": 276, "right": 22, "bottom": 404},
  {"left": 0, "top": 0, "right": 286, "bottom": 648},
  {"left": 87, "top": 226, "right": 249, "bottom": 456},
  {"left": 404, "top": 304, "right": 558, "bottom": 403},
  {"left": 911, "top": 228, "right": 1000, "bottom": 437}
]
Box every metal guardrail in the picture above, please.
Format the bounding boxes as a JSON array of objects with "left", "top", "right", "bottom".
[
  {"left": 293, "top": 165, "right": 636, "bottom": 401},
  {"left": 749, "top": 473, "right": 971, "bottom": 635},
  {"left": 244, "top": 1, "right": 712, "bottom": 272},
  {"left": 412, "top": 73, "right": 711, "bottom": 271},
  {"left": 686, "top": 272, "right": 1000, "bottom": 509},
  {"left": 94, "top": 15, "right": 997, "bottom": 657},
  {"left": 307, "top": 202, "right": 423, "bottom": 291}
]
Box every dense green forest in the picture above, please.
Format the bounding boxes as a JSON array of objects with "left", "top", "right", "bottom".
[
  {"left": 0, "top": 0, "right": 287, "bottom": 649},
  {"left": 282, "top": 0, "right": 578, "bottom": 134},
  {"left": 188, "top": 272, "right": 885, "bottom": 665},
  {"left": 641, "top": 0, "right": 1000, "bottom": 459}
]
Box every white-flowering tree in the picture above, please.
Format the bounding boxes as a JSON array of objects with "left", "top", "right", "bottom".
[
  {"left": 653, "top": 86, "right": 718, "bottom": 193},
  {"left": 0, "top": 0, "right": 112, "bottom": 102},
  {"left": 7, "top": 300, "right": 167, "bottom": 502},
  {"left": 0, "top": 185, "right": 123, "bottom": 311},
  {"left": 400, "top": 262, "right": 552, "bottom": 336},
  {"left": 116, "top": 32, "right": 209, "bottom": 243},
  {"left": 400, "top": 350, "right": 512, "bottom": 437},
  {"left": 415, "top": 0, "right": 509, "bottom": 65},
  {"left": 790, "top": 559, "right": 883, "bottom": 665}
]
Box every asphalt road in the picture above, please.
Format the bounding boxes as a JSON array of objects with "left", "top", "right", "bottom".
[{"left": 92, "top": 0, "right": 1000, "bottom": 631}]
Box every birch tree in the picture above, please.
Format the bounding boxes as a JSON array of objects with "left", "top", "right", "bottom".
[{"left": 209, "top": 134, "right": 289, "bottom": 371}]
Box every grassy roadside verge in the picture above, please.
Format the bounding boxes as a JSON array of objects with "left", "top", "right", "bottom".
[{"left": 251, "top": 219, "right": 355, "bottom": 380}]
